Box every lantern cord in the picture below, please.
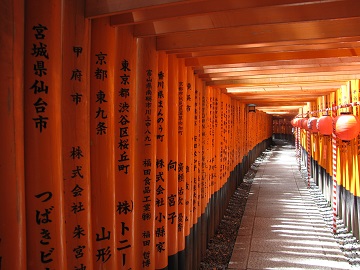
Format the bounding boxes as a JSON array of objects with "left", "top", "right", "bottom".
[
  {"left": 307, "top": 130, "right": 311, "bottom": 188},
  {"left": 331, "top": 107, "right": 338, "bottom": 234},
  {"left": 296, "top": 127, "right": 301, "bottom": 170}
]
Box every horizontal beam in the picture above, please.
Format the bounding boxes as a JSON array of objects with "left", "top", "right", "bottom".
[
  {"left": 206, "top": 74, "right": 360, "bottom": 87},
  {"left": 194, "top": 56, "right": 360, "bottom": 71},
  {"left": 133, "top": 0, "right": 360, "bottom": 37},
  {"left": 110, "top": 0, "right": 327, "bottom": 25},
  {"left": 198, "top": 61, "right": 360, "bottom": 75},
  {"left": 198, "top": 65, "right": 360, "bottom": 80},
  {"left": 157, "top": 17, "right": 360, "bottom": 51},
  {"left": 167, "top": 36, "right": 360, "bottom": 55},
  {"left": 186, "top": 47, "right": 360, "bottom": 67},
  {"left": 85, "top": 0, "right": 204, "bottom": 18},
  {"left": 177, "top": 41, "right": 360, "bottom": 59}
]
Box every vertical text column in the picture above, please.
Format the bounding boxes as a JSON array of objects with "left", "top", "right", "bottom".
[
  {"left": 24, "top": 1, "right": 66, "bottom": 268},
  {"left": 90, "top": 17, "right": 117, "bottom": 269},
  {"left": 155, "top": 51, "right": 169, "bottom": 269},
  {"left": 167, "top": 54, "right": 179, "bottom": 268},
  {"left": 62, "top": 0, "right": 92, "bottom": 269},
  {"left": 114, "top": 26, "right": 137, "bottom": 269},
  {"left": 134, "top": 37, "right": 158, "bottom": 270}
]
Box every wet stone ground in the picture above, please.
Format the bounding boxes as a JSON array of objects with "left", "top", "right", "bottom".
[{"left": 199, "top": 145, "right": 360, "bottom": 269}]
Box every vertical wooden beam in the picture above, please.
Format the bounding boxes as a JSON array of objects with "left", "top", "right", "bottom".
[
  {"left": 167, "top": 54, "right": 179, "bottom": 268},
  {"left": 155, "top": 51, "right": 169, "bottom": 269},
  {"left": 134, "top": 37, "right": 158, "bottom": 270},
  {"left": 0, "top": 0, "right": 26, "bottom": 269},
  {"left": 177, "top": 58, "right": 187, "bottom": 268},
  {"left": 90, "top": 17, "right": 117, "bottom": 269},
  {"left": 185, "top": 66, "right": 195, "bottom": 269},
  {"left": 24, "top": 0, "right": 66, "bottom": 268},
  {"left": 114, "top": 25, "right": 137, "bottom": 269},
  {"left": 192, "top": 76, "right": 201, "bottom": 269},
  {"left": 199, "top": 80, "right": 207, "bottom": 257},
  {"left": 62, "top": 0, "right": 93, "bottom": 269},
  {"left": 214, "top": 89, "right": 221, "bottom": 226}
]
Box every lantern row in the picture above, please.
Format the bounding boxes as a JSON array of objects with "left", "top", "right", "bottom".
[
  {"left": 296, "top": 101, "right": 360, "bottom": 117},
  {"left": 291, "top": 113, "right": 360, "bottom": 141}
]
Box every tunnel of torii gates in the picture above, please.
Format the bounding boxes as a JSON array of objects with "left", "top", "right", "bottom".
[{"left": 1, "top": 1, "right": 360, "bottom": 270}]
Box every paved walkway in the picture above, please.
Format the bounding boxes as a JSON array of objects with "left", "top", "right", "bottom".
[{"left": 228, "top": 140, "right": 352, "bottom": 270}]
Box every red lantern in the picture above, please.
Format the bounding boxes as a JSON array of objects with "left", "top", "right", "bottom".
[
  {"left": 334, "top": 113, "right": 360, "bottom": 141},
  {"left": 307, "top": 117, "right": 319, "bottom": 132},
  {"left": 316, "top": 115, "right": 332, "bottom": 135},
  {"left": 292, "top": 118, "right": 301, "bottom": 127},
  {"left": 301, "top": 118, "right": 309, "bottom": 130}
]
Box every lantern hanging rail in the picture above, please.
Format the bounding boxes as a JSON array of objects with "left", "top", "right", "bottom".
[{"left": 294, "top": 101, "right": 360, "bottom": 118}]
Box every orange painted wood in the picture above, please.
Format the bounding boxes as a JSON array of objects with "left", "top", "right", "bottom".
[
  {"left": 208, "top": 87, "right": 216, "bottom": 235},
  {"left": 0, "top": 0, "right": 26, "bottom": 269},
  {"left": 185, "top": 68, "right": 195, "bottom": 236},
  {"left": 110, "top": 0, "right": 325, "bottom": 26},
  {"left": 351, "top": 80, "right": 360, "bottom": 197},
  {"left": 214, "top": 89, "right": 221, "bottom": 193},
  {"left": 183, "top": 67, "right": 195, "bottom": 269},
  {"left": 90, "top": 17, "right": 117, "bottom": 269},
  {"left": 225, "top": 95, "right": 231, "bottom": 180},
  {"left": 62, "top": 0, "right": 93, "bottom": 269},
  {"left": 132, "top": 0, "right": 360, "bottom": 37},
  {"left": 193, "top": 77, "right": 201, "bottom": 222},
  {"left": 155, "top": 51, "right": 169, "bottom": 268},
  {"left": 167, "top": 54, "right": 179, "bottom": 259},
  {"left": 114, "top": 25, "right": 137, "bottom": 269},
  {"left": 195, "top": 76, "right": 203, "bottom": 221},
  {"left": 24, "top": 1, "right": 66, "bottom": 268},
  {"left": 178, "top": 58, "right": 187, "bottom": 254},
  {"left": 200, "top": 82, "right": 208, "bottom": 216},
  {"left": 158, "top": 17, "right": 360, "bottom": 51},
  {"left": 134, "top": 37, "right": 158, "bottom": 269},
  {"left": 85, "top": 0, "right": 204, "bottom": 18},
  {"left": 185, "top": 66, "right": 195, "bottom": 234}
]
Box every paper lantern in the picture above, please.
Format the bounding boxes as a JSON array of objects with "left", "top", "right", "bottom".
[
  {"left": 316, "top": 115, "right": 333, "bottom": 135},
  {"left": 291, "top": 118, "right": 301, "bottom": 127},
  {"left": 307, "top": 117, "right": 319, "bottom": 132},
  {"left": 301, "top": 118, "right": 309, "bottom": 130},
  {"left": 334, "top": 113, "right": 360, "bottom": 141}
]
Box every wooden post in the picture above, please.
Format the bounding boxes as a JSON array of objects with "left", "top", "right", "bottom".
[
  {"left": 155, "top": 51, "right": 169, "bottom": 269},
  {"left": 214, "top": 89, "right": 221, "bottom": 226},
  {"left": 114, "top": 26, "right": 137, "bottom": 269},
  {"left": 185, "top": 67, "right": 195, "bottom": 269},
  {"left": 167, "top": 54, "right": 179, "bottom": 269},
  {"left": 0, "top": 0, "right": 26, "bottom": 269},
  {"left": 90, "top": 17, "right": 117, "bottom": 269},
  {"left": 62, "top": 0, "right": 93, "bottom": 269},
  {"left": 134, "top": 37, "right": 158, "bottom": 270},
  {"left": 192, "top": 76, "right": 201, "bottom": 269},
  {"left": 200, "top": 81, "right": 208, "bottom": 258},
  {"left": 177, "top": 59, "right": 187, "bottom": 268},
  {"left": 207, "top": 87, "right": 215, "bottom": 239},
  {"left": 24, "top": 1, "right": 66, "bottom": 268}
]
